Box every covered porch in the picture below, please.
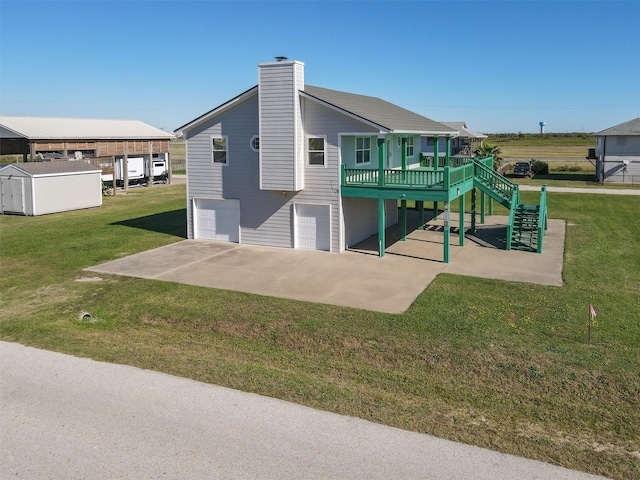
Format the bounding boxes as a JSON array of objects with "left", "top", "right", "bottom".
[{"left": 340, "top": 134, "right": 496, "bottom": 262}]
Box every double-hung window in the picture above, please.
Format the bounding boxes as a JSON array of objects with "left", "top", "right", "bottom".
[
  {"left": 211, "top": 136, "right": 228, "bottom": 165},
  {"left": 356, "top": 137, "right": 371, "bottom": 164},
  {"left": 406, "top": 137, "right": 414, "bottom": 157},
  {"left": 308, "top": 137, "right": 326, "bottom": 166}
]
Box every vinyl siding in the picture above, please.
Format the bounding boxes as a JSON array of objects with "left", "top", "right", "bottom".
[
  {"left": 186, "top": 93, "right": 296, "bottom": 248},
  {"left": 259, "top": 62, "right": 304, "bottom": 191}
]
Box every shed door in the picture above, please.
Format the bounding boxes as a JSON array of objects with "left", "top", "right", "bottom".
[
  {"left": 295, "top": 204, "right": 330, "bottom": 251},
  {"left": 194, "top": 198, "right": 240, "bottom": 242},
  {"left": 1, "top": 177, "right": 25, "bottom": 214}
]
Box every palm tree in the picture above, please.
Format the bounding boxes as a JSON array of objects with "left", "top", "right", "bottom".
[{"left": 474, "top": 143, "right": 503, "bottom": 171}]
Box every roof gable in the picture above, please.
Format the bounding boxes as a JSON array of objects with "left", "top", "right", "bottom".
[{"left": 596, "top": 118, "right": 640, "bottom": 136}]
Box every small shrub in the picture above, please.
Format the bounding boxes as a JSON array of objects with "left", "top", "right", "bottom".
[{"left": 531, "top": 160, "right": 549, "bottom": 175}]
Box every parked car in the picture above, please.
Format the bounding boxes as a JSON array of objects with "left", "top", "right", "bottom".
[{"left": 513, "top": 161, "right": 533, "bottom": 177}]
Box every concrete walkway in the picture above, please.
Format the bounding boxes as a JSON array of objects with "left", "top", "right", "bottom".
[
  {"left": 87, "top": 214, "right": 565, "bottom": 314},
  {"left": 0, "top": 341, "right": 609, "bottom": 480},
  {"left": 519, "top": 184, "right": 640, "bottom": 195}
]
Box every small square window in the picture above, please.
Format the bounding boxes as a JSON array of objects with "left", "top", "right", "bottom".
[{"left": 308, "top": 137, "right": 325, "bottom": 166}]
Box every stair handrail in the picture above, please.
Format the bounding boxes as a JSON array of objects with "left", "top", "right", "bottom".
[
  {"left": 537, "top": 184, "right": 548, "bottom": 253},
  {"left": 472, "top": 157, "right": 518, "bottom": 202}
]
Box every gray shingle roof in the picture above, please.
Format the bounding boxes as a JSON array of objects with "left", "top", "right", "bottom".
[
  {"left": 596, "top": 118, "right": 640, "bottom": 136},
  {"left": 303, "top": 86, "right": 456, "bottom": 135},
  {"left": 1, "top": 161, "right": 100, "bottom": 176}
]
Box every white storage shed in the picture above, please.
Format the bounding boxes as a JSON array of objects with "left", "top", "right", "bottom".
[{"left": 0, "top": 161, "right": 102, "bottom": 216}]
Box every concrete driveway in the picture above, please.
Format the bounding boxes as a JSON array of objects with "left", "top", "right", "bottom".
[{"left": 86, "top": 213, "right": 564, "bottom": 313}]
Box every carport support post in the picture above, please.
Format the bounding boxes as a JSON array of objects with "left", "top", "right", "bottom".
[
  {"left": 433, "top": 201, "right": 438, "bottom": 220},
  {"left": 459, "top": 192, "right": 465, "bottom": 246},
  {"left": 378, "top": 198, "right": 386, "bottom": 257},
  {"left": 443, "top": 202, "right": 450, "bottom": 263},
  {"left": 417, "top": 200, "right": 424, "bottom": 230},
  {"left": 147, "top": 142, "right": 154, "bottom": 188},
  {"left": 123, "top": 142, "right": 129, "bottom": 191}
]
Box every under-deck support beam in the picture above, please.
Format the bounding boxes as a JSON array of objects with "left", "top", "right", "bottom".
[
  {"left": 459, "top": 192, "right": 465, "bottom": 246},
  {"left": 401, "top": 200, "right": 407, "bottom": 241},
  {"left": 443, "top": 202, "right": 450, "bottom": 263}
]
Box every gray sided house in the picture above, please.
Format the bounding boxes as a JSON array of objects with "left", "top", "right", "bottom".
[
  {"left": 594, "top": 118, "right": 640, "bottom": 183},
  {"left": 176, "top": 60, "right": 456, "bottom": 253},
  {"left": 0, "top": 161, "right": 102, "bottom": 216}
]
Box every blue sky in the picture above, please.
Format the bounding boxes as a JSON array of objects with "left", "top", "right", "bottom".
[{"left": 1, "top": 0, "right": 639, "bottom": 133}]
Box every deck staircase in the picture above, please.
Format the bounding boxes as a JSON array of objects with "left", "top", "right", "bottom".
[{"left": 471, "top": 159, "right": 548, "bottom": 253}]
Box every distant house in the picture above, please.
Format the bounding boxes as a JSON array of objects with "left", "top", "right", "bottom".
[
  {"left": 0, "top": 116, "right": 175, "bottom": 185},
  {"left": 593, "top": 118, "right": 640, "bottom": 183}
]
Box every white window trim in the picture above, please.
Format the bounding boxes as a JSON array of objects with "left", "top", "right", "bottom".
[
  {"left": 307, "top": 135, "right": 327, "bottom": 168},
  {"left": 250, "top": 135, "right": 259, "bottom": 152},
  {"left": 210, "top": 135, "right": 229, "bottom": 166},
  {"left": 355, "top": 136, "right": 372, "bottom": 165},
  {"left": 406, "top": 137, "right": 415, "bottom": 157}
]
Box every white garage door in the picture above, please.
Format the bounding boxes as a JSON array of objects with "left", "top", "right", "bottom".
[
  {"left": 194, "top": 199, "right": 240, "bottom": 242},
  {"left": 295, "top": 204, "right": 330, "bottom": 251}
]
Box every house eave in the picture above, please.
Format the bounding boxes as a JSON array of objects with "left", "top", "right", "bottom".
[{"left": 175, "top": 86, "right": 259, "bottom": 135}]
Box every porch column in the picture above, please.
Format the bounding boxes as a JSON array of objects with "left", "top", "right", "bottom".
[
  {"left": 488, "top": 197, "right": 493, "bottom": 215},
  {"left": 377, "top": 136, "right": 385, "bottom": 187},
  {"left": 480, "top": 190, "right": 486, "bottom": 224},
  {"left": 443, "top": 202, "right": 450, "bottom": 263},
  {"left": 401, "top": 199, "right": 407, "bottom": 241},
  {"left": 433, "top": 201, "right": 438, "bottom": 220},
  {"left": 433, "top": 136, "right": 439, "bottom": 170},
  {"left": 459, "top": 192, "right": 465, "bottom": 246},
  {"left": 470, "top": 188, "right": 477, "bottom": 233},
  {"left": 401, "top": 137, "right": 407, "bottom": 170},
  {"left": 378, "top": 198, "right": 386, "bottom": 258},
  {"left": 417, "top": 200, "right": 424, "bottom": 230},
  {"left": 445, "top": 135, "right": 451, "bottom": 168},
  {"left": 377, "top": 137, "right": 386, "bottom": 257}
]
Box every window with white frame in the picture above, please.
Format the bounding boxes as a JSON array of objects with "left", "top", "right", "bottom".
[
  {"left": 406, "top": 137, "right": 414, "bottom": 157},
  {"left": 211, "top": 136, "right": 228, "bottom": 164},
  {"left": 250, "top": 135, "right": 259, "bottom": 152},
  {"left": 308, "top": 137, "right": 325, "bottom": 166},
  {"left": 356, "top": 137, "right": 371, "bottom": 164}
]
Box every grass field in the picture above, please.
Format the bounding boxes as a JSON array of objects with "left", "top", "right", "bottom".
[
  {"left": 486, "top": 134, "right": 594, "bottom": 160},
  {"left": 1, "top": 185, "right": 639, "bottom": 479}
]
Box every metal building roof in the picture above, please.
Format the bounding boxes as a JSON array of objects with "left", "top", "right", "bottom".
[
  {"left": 595, "top": 118, "right": 640, "bottom": 136},
  {"left": 0, "top": 116, "right": 174, "bottom": 140},
  {"left": 0, "top": 160, "right": 101, "bottom": 176},
  {"left": 302, "top": 86, "right": 456, "bottom": 135}
]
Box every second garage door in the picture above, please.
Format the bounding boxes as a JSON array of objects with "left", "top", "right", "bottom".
[
  {"left": 295, "top": 203, "right": 330, "bottom": 251},
  {"left": 194, "top": 198, "right": 240, "bottom": 242}
]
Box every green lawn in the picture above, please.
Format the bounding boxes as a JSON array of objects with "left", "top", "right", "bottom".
[{"left": 1, "top": 184, "right": 638, "bottom": 479}]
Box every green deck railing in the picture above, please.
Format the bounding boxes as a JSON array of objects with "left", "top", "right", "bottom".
[
  {"left": 472, "top": 157, "right": 518, "bottom": 204},
  {"left": 342, "top": 161, "right": 481, "bottom": 191}
]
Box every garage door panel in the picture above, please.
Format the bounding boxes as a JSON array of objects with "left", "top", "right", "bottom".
[
  {"left": 194, "top": 199, "right": 240, "bottom": 242},
  {"left": 296, "top": 204, "right": 330, "bottom": 251}
]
